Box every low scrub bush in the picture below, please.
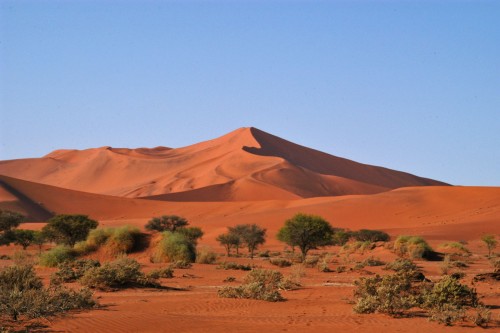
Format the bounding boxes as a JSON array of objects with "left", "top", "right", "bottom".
[
  {"left": 80, "top": 257, "right": 159, "bottom": 291},
  {"left": 51, "top": 259, "right": 101, "bottom": 284},
  {"left": 270, "top": 258, "right": 292, "bottom": 268},
  {"left": 353, "top": 272, "right": 417, "bottom": 316},
  {"left": 147, "top": 266, "right": 174, "bottom": 279},
  {"left": 342, "top": 241, "right": 375, "bottom": 254},
  {"left": 196, "top": 246, "right": 217, "bottom": 264},
  {"left": 352, "top": 229, "right": 390, "bottom": 242},
  {"left": 39, "top": 245, "right": 76, "bottom": 267},
  {"left": 218, "top": 269, "right": 285, "bottom": 302},
  {"left": 105, "top": 226, "right": 141, "bottom": 255},
  {"left": 152, "top": 231, "right": 196, "bottom": 263},
  {"left": 217, "top": 261, "right": 252, "bottom": 271},
  {"left": 394, "top": 236, "right": 433, "bottom": 259},
  {"left": 384, "top": 258, "right": 418, "bottom": 272},
  {"left": 0, "top": 264, "right": 96, "bottom": 322},
  {"left": 303, "top": 255, "right": 319, "bottom": 268},
  {"left": 439, "top": 242, "right": 471, "bottom": 256},
  {"left": 361, "top": 256, "right": 385, "bottom": 267}
]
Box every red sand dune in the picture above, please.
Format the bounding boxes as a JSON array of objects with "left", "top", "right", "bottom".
[
  {"left": 1, "top": 175, "right": 498, "bottom": 245},
  {"left": 0, "top": 127, "right": 447, "bottom": 201}
]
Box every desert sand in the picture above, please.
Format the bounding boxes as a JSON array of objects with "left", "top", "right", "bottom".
[{"left": 0, "top": 128, "right": 498, "bottom": 332}]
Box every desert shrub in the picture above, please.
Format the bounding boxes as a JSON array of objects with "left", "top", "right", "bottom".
[
  {"left": 469, "top": 305, "right": 491, "bottom": 327},
  {"left": 74, "top": 240, "right": 97, "bottom": 255},
  {"left": 303, "top": 255, "right": 320, "bottom": 268},
  {"left": 86, "top": 228, "right": 113, "bottom": 248},
  {"left": 258, "top": 250, "right": 270, "bottom": 257},
  {"left": 217, "top": 261, "right": 252, "bottom": 271},
  {"left": 51, "top": 259, "right": 101, "bottom": 284},
  {"left": 352, "top": 229, "right": 390, "bottom": 243},
  {"left": 336, "top": 265, "right": 346, "bottom": 273},
  {"left": 152, "top": 231, "right": 196, "bottom": 263},
  {"left": 269, "top": 258, "right": 292, "bottom": 268},
  {"left": 384, "top": 258, "right": 418, "bottom": 272},
  {"left": 361, "top": 256, "right": 385, "bottom": 267},
  {"left": 12, "top": 251, "right": 36, "bottom": 266},
  {"left": 147, "top": 266, "right": 174, "bottom": 279},
  {"left": 394, "top": 236, "right": 433, "bottom": 259},
  {"left": 353, "top": 272, "right": 417, "bottom": 316},
  {"left": 196, "top": 246, "right": 217, "bottom": 264},
  {"left": 0, "top": 264, "right": 96, "bottom": 322},
  {"left": 439, "top": 242, "right": 471, "bottom": 256},
  {"left": 42, "top": 214, "right": 98, "bottom": 247},
  {"left": 146, "top": 215, "right": 188, "bottom": 232},
  {"left": 331, "top": 229, "right": 352, "bottom": 246},
  {"left": 0, "top": 254, "right": 10, "bottom": 260},
  {"left": 105, "top": 226, "right": 141, "bottom": 255},
  {"left": 342, "top": 241, "right": 375, "bottom": 254},
  {"left": 39, "top": 245, "right": 76, "bottom": 267},
  {"left": 170, "top": 260, "right": 193, "bottom": 269},
  {"left": 422, "top": 275, "right": 478, "bottom": 310},
  {"left": 80, "top": 257, "right": 159, "bottom": 291},
  {"left": 223, "top": 276, "right": 236, "bottom": 282},
  {"left": 218, "top": 269, "right": 285, "bottom": 302}
]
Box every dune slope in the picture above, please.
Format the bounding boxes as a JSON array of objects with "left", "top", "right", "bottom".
[{"left": 0, "top": 128, "right": 447, "bottom": 201}]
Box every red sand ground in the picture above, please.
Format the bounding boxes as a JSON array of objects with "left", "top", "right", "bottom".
[{"left": 0, "top": 128, "right": 498, "bottom": 332}]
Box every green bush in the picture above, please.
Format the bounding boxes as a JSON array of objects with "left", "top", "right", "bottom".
[
  {"left": 342, "top": 241, "right": 375, "bottom": 254},
  {"left": 352, "top": 229, "right": 390, "bottom": 243},
  {"left": 152, "top": 231, "right": 196, "bottom": 263},
  {"left": 218, "top": 269, "right": 285, "bottom": 302},
  {"left": 217, "top": 261, "right": 252, "bottom": 271},
  {"left": 353, "top": 272, "right": 418, "bottom": 316},
  {"left": 394, "top": 236, "right": 433, "bottom": 259},
  {"left": 105, "top": 226, "right": 141, "bottom": 255},
  {"left": 86, "top": 228, "right": 113, "bottom": 248},
  {"left": 269, "top": 258, "right": 292, "bottom": 268},
  {"left": 80, "top": 257, "right": 159, "bottom": 291},
  {"left": 196, "top": 246, "right": 217, "bottom": 264},
  {"left": 0, "top": 264, "right": 96, "bottom": 322},
  {"left": 39, "top": 245, "right": 76, "bottom": 267}
]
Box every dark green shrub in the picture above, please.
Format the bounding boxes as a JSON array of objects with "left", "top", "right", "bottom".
[
  {"left": 86, "top": 228, "right": 113, "bottom": 248},
  {"left": 42, "top": 214, "right": 98, "bottom": 247},
  {"left": 80, "top": 257, "right": 159, "bottom": 291},
  {"left": 0, "top": 210, "right": 25, "bottom": 246},
  {"left": 218, "top": 269, "right": 285, "bottom": 302},
  {"left": 39, "top": 245, "right": 76, "bottom": 267},
  {"left": 145, "top": 215, "right": 188, "bottom": 232},
  {"left": 11, "top": 229, "right": 36, "bottom": 250},
  {"left": 217, "top": 261, "right": 252, "bottom": 271},
  {"left": 352, "top": 229, "right": 390, "bottom": 242},
  {"left": 269, "top": 258, "right": 292, "bottom": 268}
]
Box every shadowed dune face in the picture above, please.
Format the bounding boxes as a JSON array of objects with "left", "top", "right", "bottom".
[{"left": 0, "top": 127, "right": 447, "bottom": 201}]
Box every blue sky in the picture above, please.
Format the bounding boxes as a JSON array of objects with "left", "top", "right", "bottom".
[{"left": 1, "top": 0, "right": 499, "bottom": 186}]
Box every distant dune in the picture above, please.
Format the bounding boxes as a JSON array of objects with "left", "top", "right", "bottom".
[
  {"left": 0, "top": 127, "right": 447, "bottom": 201},
  {"left": 1, "top": 175, "right": 498, "bottom": 243}
]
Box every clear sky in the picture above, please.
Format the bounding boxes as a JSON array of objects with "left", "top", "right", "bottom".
[{"left": 1, "top": 0, "right": 499, "bottom": 186}]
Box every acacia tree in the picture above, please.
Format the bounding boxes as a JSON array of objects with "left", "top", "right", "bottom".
[
  {"left": 482, "top": 234, "right": 497, "bottom": 257},
  {"left": 42, "top": 214, "right": 98, "bottom": 247},
  {"left": 145, "top": 215, "right": 189, "bottom": 232},
  {"left": 0, "top": 210, "right": 25, "bottom": 246},
  {"left": 277, "top": 213, "right": 334, "bottom": 260},
  {"left": 216, "top": 232, "right": 240, "bottom": 256},
  {"left": 229, "top": 224, "right": 266, "bottom": 259},
  {"left": 11, "top": 229, "right": 36, "bottom": 250}
]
